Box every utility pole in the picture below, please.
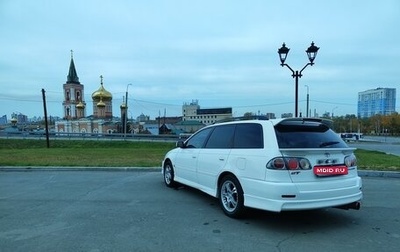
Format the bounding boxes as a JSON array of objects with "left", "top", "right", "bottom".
[{"left": 41, "top": 88, "right": 50, "bottom": 148}]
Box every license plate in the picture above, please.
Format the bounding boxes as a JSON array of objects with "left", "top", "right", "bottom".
[{"left": 313, "top": 165, "right": 348, "bottom": 176}]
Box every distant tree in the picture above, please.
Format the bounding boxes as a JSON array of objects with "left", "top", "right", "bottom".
[
  {"left": 332, "top": 113, "right": 400, "bottom": 135},
  {"left": 382, "top": 113, "right": 400, "bottom": 135},
  {"left": 321, "top": 112, "right": 330, "bottom": 118},
  {"left": 243, "top": 112, "right": 254, "bottom": 118}
]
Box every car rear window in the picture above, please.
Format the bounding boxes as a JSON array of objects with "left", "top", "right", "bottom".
[{"left": 275, "top": 121, "right": 348, "bottom": 148}]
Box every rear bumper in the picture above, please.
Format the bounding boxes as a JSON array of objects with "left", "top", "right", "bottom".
[
  {"left": 242, "top": 176, "right": 363, "bottom": 212},
  {"left": 279, "top": 192, "right": 363, "bottom": 211}
]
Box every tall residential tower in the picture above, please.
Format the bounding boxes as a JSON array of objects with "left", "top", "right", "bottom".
[{"left": 357, "top": 88, "right": 396, "bottom": 118}]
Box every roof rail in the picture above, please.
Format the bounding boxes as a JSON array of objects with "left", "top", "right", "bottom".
[{"left": 214, "top": 116, "right": 269, "bottom": 124}]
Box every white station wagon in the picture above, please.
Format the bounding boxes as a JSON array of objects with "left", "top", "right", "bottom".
[{"left": 162, "top": 117, "right": 362, "bottom": 218}]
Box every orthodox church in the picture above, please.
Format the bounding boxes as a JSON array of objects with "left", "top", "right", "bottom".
[{"left": 55, "top": 51, "right": 126, "bottom": 134}]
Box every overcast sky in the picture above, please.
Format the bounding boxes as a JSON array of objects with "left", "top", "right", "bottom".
[{"left": 1, "top": 0, "right": 399, "bottom": 120}]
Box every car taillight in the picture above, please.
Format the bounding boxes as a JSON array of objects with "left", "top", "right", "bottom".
[
  {"left": 344, "top": 154, "right": 357, "bottom": 167},
  {"left": 267, "top": 157, "right": 311, "bottom": 170},
  {"left": 273, "top": 158, "right": 285, "bottom": 169},
  {"left": 299, "top": 158, "right": 312, "bottom": 169},
  {"left": 287, "top": 158, "right": 298, "bottom": 170}
]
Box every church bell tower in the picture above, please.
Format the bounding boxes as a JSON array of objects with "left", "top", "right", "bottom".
[{"left": 62, "top": 50, "right": 86, "bottom": 120}]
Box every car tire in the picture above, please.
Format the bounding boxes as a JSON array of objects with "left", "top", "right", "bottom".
[
  {"left": 218, "top": 175, "right": 245, "bottom": 218},
  {"left": 163, "top": 161, "right": 177, "bottom": 188}
]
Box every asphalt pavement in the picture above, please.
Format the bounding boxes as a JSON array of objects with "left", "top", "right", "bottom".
[{"left": 0, "top": 170, "right": 399, "bottom": 252}]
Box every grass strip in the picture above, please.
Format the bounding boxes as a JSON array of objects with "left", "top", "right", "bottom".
[
  {"left": 0, "top": 139, "right": 399, "bottom": 170},
  {"left": 0, "top": 139, "right": 174, "bottom": 167}
]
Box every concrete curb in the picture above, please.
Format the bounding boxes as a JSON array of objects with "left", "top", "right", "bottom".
[
  {"left": 1, "top": 166, "right": 399, "bottom": 178},
  {"left": 0, "top": 166, "right": 161, "bottom": 172},
  {"left": 357, "top": 170, "right": 400, "bottom": 178}
]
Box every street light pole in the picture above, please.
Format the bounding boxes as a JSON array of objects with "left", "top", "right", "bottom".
[
  {"left": 305, "top": 85, "right": 309, "bottom": 117},
  {"left": 124, "top": 83, "right": 132, "bottom": 138},
  {"left": 278, "top": 42, "right": 319, "bottom": 117}
]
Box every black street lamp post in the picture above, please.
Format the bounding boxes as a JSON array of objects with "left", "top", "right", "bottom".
[
  {"left": 305, "top": 84, "right": 310, "bottom": 117},
  {"left": 278, "top": 42, "right": 319, "bottom": 117},
  {"left": 124, "top": 83, "right": 132, "bottom": 139}
]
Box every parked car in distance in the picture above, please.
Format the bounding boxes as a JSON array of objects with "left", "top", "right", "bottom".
[
  {"left": 340, "top": 133, "right": 363, "bottom": 142},
  {"left": 162, "top": 117, "right": 362, "bottom": 218}
]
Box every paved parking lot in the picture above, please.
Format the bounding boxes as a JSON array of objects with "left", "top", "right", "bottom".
[{"left": 0, "top": 170, "right": 399, "bottom": 252}]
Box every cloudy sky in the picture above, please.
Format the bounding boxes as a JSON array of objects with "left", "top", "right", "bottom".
[{"left": 1, "top": 0, "right": 399, "bottom": 120}]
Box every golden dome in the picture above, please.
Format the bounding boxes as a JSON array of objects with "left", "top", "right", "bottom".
[
  {"left": 92, "top": 75, "right": 112, "bottom": 100},
  {"left": 97, "top": 97, "right": 106, "bottom": 107},
  {"left": 92, "top": 84, "right": 112, "bottom": 100},
  {"left": 76, "top": 101, "right": 85, "bottom": 109}
]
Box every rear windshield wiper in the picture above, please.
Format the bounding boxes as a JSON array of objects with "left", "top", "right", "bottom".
[{"left": 319, "top": 141, "right": 340, "bottom": 147}]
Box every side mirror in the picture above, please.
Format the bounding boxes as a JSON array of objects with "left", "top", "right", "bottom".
[{"left": 176, "top": 140, "right": 185, "bottom": 148}]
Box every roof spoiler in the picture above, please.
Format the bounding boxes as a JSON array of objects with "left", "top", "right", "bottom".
[{"left": 280, "top": 118, "right": 334, "bottom": 129}]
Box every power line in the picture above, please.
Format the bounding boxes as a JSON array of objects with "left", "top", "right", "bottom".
[{"left": 311, "top": 99, "right": 357, "bottom": 107}]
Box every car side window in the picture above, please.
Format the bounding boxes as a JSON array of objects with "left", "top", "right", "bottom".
[
  {"left": 185, "top": 127, "right": 213, "bottom": 148},
  {"left": 205, "top": 125, "right": 235, "bottom": 148},
  {"left": 233, "top": 123, "right": 263, "bottom": 148}
]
